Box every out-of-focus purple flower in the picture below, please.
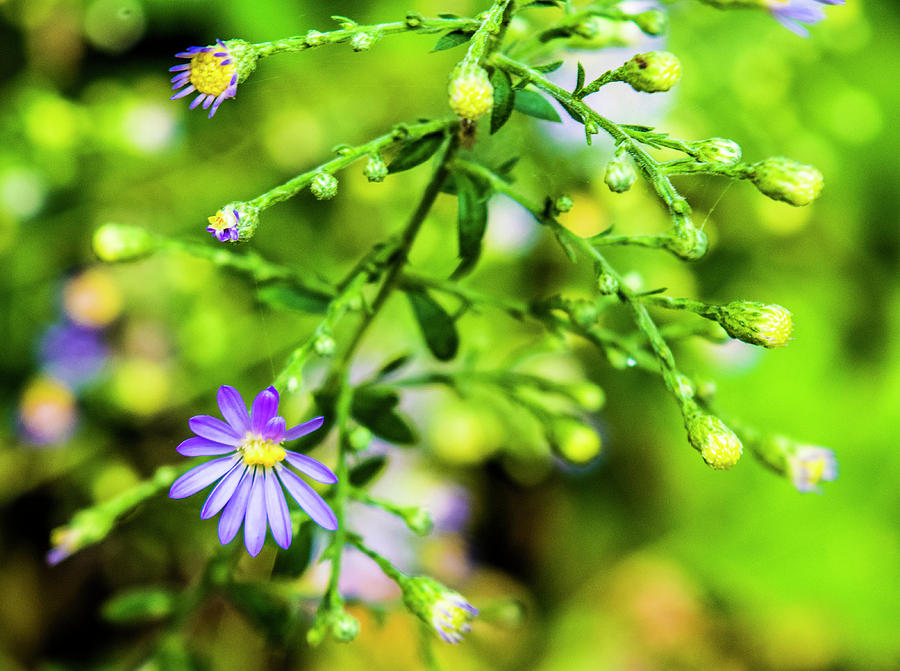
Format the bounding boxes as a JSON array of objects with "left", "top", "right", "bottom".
[
  {"left": 786, "top": 445, "right": 838, "bottom": 493},
  {"left": 768, "top": 0, "right": 845, "bottom": 37},
  {"left": 206, "top": 208, "right": 240, "bottom": 242},
  {"left": 39, "top": 321, "right": 108, "bottom": 388},
  {"left": 18, "top": 376, "right": 77, "bottom": 446},
  {"left": 169, "top": 385, "right": 338, "bottom": 556},
  {"left": 170, "top": 40, "right": 239, "bottom": 118}
]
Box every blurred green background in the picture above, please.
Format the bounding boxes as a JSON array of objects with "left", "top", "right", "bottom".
[{"left": 1, "top": 0, "right": 897, "bottom": 669}]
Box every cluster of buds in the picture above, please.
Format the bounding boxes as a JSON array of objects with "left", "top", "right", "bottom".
[
  {"left": 712, "top": 301, "right": 794, "bottom": 348},
  {"left": 750, "top": 157, "right": 824, "bottom": 206}
]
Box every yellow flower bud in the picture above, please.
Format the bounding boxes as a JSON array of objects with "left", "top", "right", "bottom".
[
  {"left": 750, "top": 157, "right": 823, "bottom": 206},
  {"left": 684, "top": 410, "right": 742, "bottom": 470},
  {"left": 716, "top": 301, "right": 793, "bottom": 348},
  {"left": 621, "top": 52, "right": 681, "bottom": 93},
  {"left": 448, "top": 65, "right": 493, "bottom": 122}
]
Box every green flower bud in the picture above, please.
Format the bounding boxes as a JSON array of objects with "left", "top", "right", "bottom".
[
  {"left": 551, "top": 419, "right": 602, "bottom": 465},
  {"left": 693, "top": 137, "right": 742, "bottom": 165},
  {"left": 363, "top": 153, "right": 388, "bottom": 183},
  {"left": 750, "top": 157, "right": 823, "bottom": 206},
  {"left": 684, "top": 409, "right": 742, "bottom": 470},
  {"left": 402, "top": 506, "right": 434, "bottom": 536},
  {"left": 350, "top": 31, "right": 377, "bottom": 52},
  {"left": 347, "top": 425, "right": 373, "bottom": 451},
  {"left": 596, "top": 272, "right": 619, "bottom": 296},
  {"left": 569, "top": 16, "right": 629, "bottom": 49},
  {"left": 313, "top": 333, "right": 336, "bottom": 356},
  {"left": 310, "top": 172, "right": 338, "bottom": 200},
  {"left": 571, "top": 299, "right": 599, "bottom": 327},
  {"left": 554, "top": 194, "right": 574, "bottom": 213},
  {"left": 305, "top": 30, "right": 325, "bottom": 47},
  {"left": 604, "top": 150, "right": 638, "bottom": 193},
  {"left": 620, "top": 51, "right": 681, "bottom": 93},
  {"left": 663, "top": 226, "right": 708, "bottom": 261},
  {"left": 330, "top": 611, "right": 360, "bottom": 642},
  {"left": 569, "top": 382, "right": 606, "bottom": 412},
  {"left": 92, "top": 224, "right": 156, "bottom": 262},
  {"left": 400, "top": 576, "right": 478, "bottom": 644},
  {"left": 633, "top": 10, "right": 668, "bottom": 36},
  {"left": 714, "top": 301, "right": 794, "bottom": 348},
  {"left": 448, "top": 65, "right": 493, "bottom": 122}
]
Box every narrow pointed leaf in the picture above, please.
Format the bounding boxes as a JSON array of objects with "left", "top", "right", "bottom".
[
  {"left": 388, "top": 133, "right": 445, "bottom": 173},
  {"left": 349, "top": 455, "right": 389, "bottom": 487},
  {"left": 513, "top": 89, "right": 562, "bottom": 122},
  {"left": 406, "top": 289, "right": 459, "bottom": 361},
  {"left": 490, "top": 68, "right": 514, "bottom": 135},
  {"left": 351, "top": 388, "right": 416, "bottom": 445},
  {"left": 452, "top": 172, "right": 488, "bottom": 278},
  {"left": 432, "top": 29, "right": 474, "bottom": 52}
]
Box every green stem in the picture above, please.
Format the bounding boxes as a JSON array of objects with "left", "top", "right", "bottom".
[
  {"left": 252, "top": 15, "right": 482, "bottom": 58},
  {"left": 459, "top": 0, "right": 513, "bottom": 68}
]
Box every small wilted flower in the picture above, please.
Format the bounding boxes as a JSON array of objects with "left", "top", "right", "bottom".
[
  {"left": 684, "top": 409, "right": 743, "bottom": 470},
  {"left": 401, "top": 576, "right": 478, "bottom": 644},
  {"left": 715, "top": 301, "right": 793, "bottom": 348},
  {"left": 620, "top": 52, "right": 681, "bottom": 93},
  {"left": 448, "top": 65, "right": 493, "bottom": 122},
  {"left": 786, "top": 444, "right": 838, "bottom": 493},
  {"left": 692, "top": 137, "right": 742, "bottom": 165},
  {"left": 207, "top": 202, "right": 259, "bottom": 242},
  {"left": 750, "top": 157, "right": 823, "bottom": 206},
  {"left": 170, "top": 39, "right": 257, "bottom": 118},
  {"left": 350, "top": 31, "right": 378, "bottom": 52},
  {"left": 310, "top": 172, "right": 339, "bottom": 200},
  {"left": 169, "top": 385, "right": 338, "bottom": 556},
  {"left": 604, "top": 149, "right": 638, "bottom": 193}
]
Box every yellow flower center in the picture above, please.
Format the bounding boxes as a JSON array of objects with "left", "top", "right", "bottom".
[
  {"left": 207, "top": 210, "right": 234, "bottom": 233},
  {"left": 190, "top": 51, "right": 236, "bottom": 96},
  {"left": 802, "top": 456, "right": 826, "bottom": 484},
  {"left": 240, "top": 434, "right": 286, "bottom": 468}
]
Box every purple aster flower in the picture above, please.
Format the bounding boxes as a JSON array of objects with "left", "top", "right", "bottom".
[
  {"left": 170, "top": 39, "right": 239, "bottom": 118},
  {"left": 39, "top": 321, "right": 108, "bottom": 389},
  {"left": 768, "top": 0, "right": 845, "bottom": 37},
  {"left": 206, "top": 207, "right": 240, "bottom": 242},
  {"left": 169, "top": 385, "right": 338, "bottom": 556},
  {"left": 786, "top": 445, "right": 838, "bottom": 493}
]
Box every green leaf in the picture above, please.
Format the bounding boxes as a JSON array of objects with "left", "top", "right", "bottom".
[
  {"left": 513, "top": 89, "right": 561, "bottom": 122},
  {"left": 388, "top": 132, "right": 445, "bottom": 173},
  {"left": 102, "top": 587, "right": 175, "bottom": 624},
  {"left": 558, "top": 97, "right": 584, "bottom": 123},
  {"left": 406, "top": 289, "right": 460, "bottom": 360},
  {"left": 349, "top": 455, "right": 388, "bottom": 487},
  {"left": 351, "top": 388, "right": 416, "bottom": 445},
  {"left": 490, "top": 68, "right": 514, "bottom": 135},
  {"left": 534, "top": 60, "right": 564, "bottom": 74},
  {"left": 376, "top": 354, "right": 412, "bottom": 378},
  {"left": 452, "top": 172, "right": 488, "bottom": 279},
  {"left": 576, "top": 61, "right": 586, "bottom": 92},
  {"left": 524, "top": 0, "right": 562, "bottom": 7},
  {"left": 271, "top": 521, "right": 313, "bottom": 578},
  {"left": 257, "top": 282, "right": 330, "bottom": 314},
  {"left": 432, "top": 29, "right": 474, "bottom": 52},
  {"left": 497, "top": 156, "right": 520, "bottom": 180}
]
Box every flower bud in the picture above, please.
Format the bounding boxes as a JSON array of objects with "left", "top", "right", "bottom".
[
  {"left": 363, "top": 153, "right": 388, "bottom": 183},
  {"left": 350, "top": 31, "right": 377, "bottom": 52},
  {"left": 551, "top": 419, "right": 602, "bottom": 465},
  {"left": 347, "top": 425, "right": 372, "bottom": 451},
  {"left": 714, "top": 301, "right": 793, "bottom": 348},
  {"left": 620, "top": 52, "right": 681, "bottom": 93},
  {"left": 448, "top": 65, "right": 493, "bottom": 122},
  {"left": 633, "top": 10, "right": 668, "bottom": 36},
  {"left": 402, "top": 506, "right": 434, "bottom": 536},
  {"left": 310, "top": 172, "right": 338, "bottom": 200},
  {"left": 568, "top": 16, "right": 628, "bottom": 49},
  {"left": 92, "top": 224, "right": 156, "bottom": 262},
  {"left": 330, "top": 611, "right": 360, "bottom": 642},
  {"left": 684, "top": 409, "right": 742, "bottom": 470},
  {"left": 596, "top": 272, "right": 619, "bottom": 296},
  {"left": 313, "top": 333, "right": 336, "bottom": 357},
  {"left": 569, "top": 382, "right": 606, "bottom": 412},
  {"left": 305, "top": 30, "right": 325, "bottom": 47},
  {"left": 604, "top": 150, "right": 638, "bottom": 193},
  {"left": 570, "top": 299, "right": 599, "bottom": 328},
  {"left": 750, "top": 157, "right": 823, "bottom": 206},
  {"left": 206, "top": 202, "right": 260, "bottom": 242},
  {"left": 692, "top": 137, "right": 742, "bottom": 165},
  {"left": 400, "top": 576, "right": 478, "bottom": 644},
  {"left": 663, "top": 226, "right": 708, "bottom": 261},
  {"left": 554, "top": 194, "right": 574, "bottom": 213}
]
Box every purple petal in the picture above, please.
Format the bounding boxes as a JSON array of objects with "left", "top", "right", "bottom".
[
  {"left": 171, "top": 73, "right": 190, "bottom": 84},
  {"left": 263, "top": 469, "right": 292, "bottom": 549},
  {"left": 219, "top": 59, "right": 232, "bottom": 65},
  {"left": 244, "top": 469, "right": 268, "bottom": 556},
  {"left": 217, "top": 385, "right": 250, "bottom": 434},
  {"left": 276, "top": 465, "right": 338, "bottom": 531},
  {"left": 218, "top": 466, "right": 254, "bottom": 544},
  {"left": 201, "top": 462, "right": 247, "bottom": 519},
  {"left": 214, "top": 51, "right": 227, "bottom": 57},
  {"left": 170, "top": 85, "right": 196, "bottom": 100},
  {"left": 201, "top": 95, "right": 214, "bottom": 110},
  {"left": 262, "top": 416, "right": 286, "bottom": 442},
  {"left": 189, "top": 93, "right": 207, "bottom": 110},
  {"left": 208, "top": 95, "right": 225, "bottom": 118},
  {"left": 169, "top": 64, "right": 190, "bottom": 72},
  {"left": 283, "top": 451, "right": 338, "bottom": 484},
  {"left": 284, "top": 416, "right": 324, "bottom": 441},
  {"left": 775, "top": 16, "right": 810, "bottom": 36},
  {"left": 169, "top": 455, "right": 239, "bottom": 499},
  {"left": 250, "top": 387, "right": 279, "bottom": 434},
  {"left": 176, "top": 436, "right": 237, "bottom": 457},
  {"left": 189, "top": 415, "right": 241, "bottom": 444}
]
